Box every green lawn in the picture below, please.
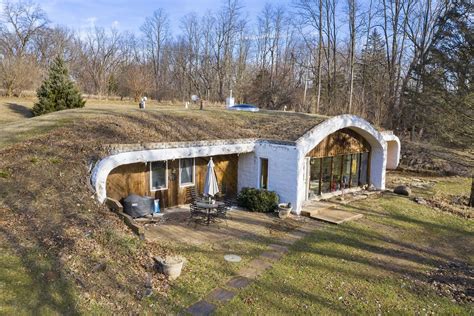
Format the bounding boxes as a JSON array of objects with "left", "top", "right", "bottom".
[
  {"left": 1, "top": 176, "right": 472, "bottom": 314},
  {"left": 217, "top": 180, "right": 473, "bottom": 315},
  {"left": 0, "top": 236, "right": 78, "bottom": 315}
]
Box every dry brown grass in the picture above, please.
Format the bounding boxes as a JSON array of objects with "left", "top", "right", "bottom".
[
  {"left": 0, "top": 97, "right": 328, "bottom": 149},
  {"left": 0, "top": 97, "right": 326, "bottom": 313}
]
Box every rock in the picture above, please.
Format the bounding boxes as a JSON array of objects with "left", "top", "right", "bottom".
[
  {"left": 394, "top": 185, "right": 411, "bottom": 196},
  {"left": 92, "top": 262, "right": 107, "bottom": 272},
  {"left": 414, "top": 197, "right": 428, "bottom": 205}
]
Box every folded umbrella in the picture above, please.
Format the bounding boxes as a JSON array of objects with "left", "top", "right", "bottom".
[{"left": 203, "top": 158, "right": 219, "bottom": 197}]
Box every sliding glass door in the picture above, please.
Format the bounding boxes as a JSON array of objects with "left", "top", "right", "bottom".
[
  {"left": 309, "top": 158, "right": 321, "bottom": 196},
  {"left": 359, "top": 152, "right": 369, "bottom": 186},
  {"left": 351, "top": 153, "right": 360, "bottom": 187},
  {"left": 321, "top": 157, "right": 332, "bottom": 194}
]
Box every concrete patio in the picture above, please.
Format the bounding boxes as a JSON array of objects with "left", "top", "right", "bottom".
[
  {"left": 144, "top": 206, "right": 312, "bottom": 245},
  {"left": 143, "top": 198, "right": 365, "bottom": 245}
]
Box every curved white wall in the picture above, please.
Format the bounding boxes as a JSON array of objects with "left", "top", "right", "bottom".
[
  {"left": 382, "top": 132, "right": 401, "bottom": 169},
  {"left": 294, "top": 115, "right": 388, "bottom": 213},
  {"left": 91, "top": 142, "right": 255, "bottom": 203}
]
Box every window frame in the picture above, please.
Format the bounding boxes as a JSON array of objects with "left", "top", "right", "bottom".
[
  {"left": 179, "top": 158, "right": 195, "bottom": 187},
  {"left": 259, "top": 157, "right": 269, "bottom": 190},
  {"left": 149, "top": 160, "right": 168, "bottom": 191}
]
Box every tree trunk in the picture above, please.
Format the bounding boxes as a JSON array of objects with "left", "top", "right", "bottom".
[
  {"left": 348, "top": 0, "right": 356, "bottom": 114},
  {"left": 315, "top": 0, "right": 323, "bottom": 114}
]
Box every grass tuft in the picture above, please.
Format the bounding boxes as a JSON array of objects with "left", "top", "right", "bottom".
[{"left": 0, "top": 169, "right": 9, "bottom": 178}]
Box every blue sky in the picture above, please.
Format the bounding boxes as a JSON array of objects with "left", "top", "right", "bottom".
[{"left": 34, "top": 0, "right": 293, "bottom": 35}]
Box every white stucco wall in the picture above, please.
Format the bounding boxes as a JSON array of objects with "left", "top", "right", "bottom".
[
  {"left": 254, "top": 142, "right": 299, "bottom": 209},
  {"left": 237, "top": 152, "right": 257, "bottom": 189},
  {"left": 382, "top": 132, "right": 401, "bottom": 169}
]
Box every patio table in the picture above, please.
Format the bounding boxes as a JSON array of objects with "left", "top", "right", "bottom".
[{"left": 195, "top": 200, "right": 224, "bottom": 225}]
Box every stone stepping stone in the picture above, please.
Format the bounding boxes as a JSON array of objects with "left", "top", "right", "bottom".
[
  {"left": 237, "top": 266, "right": 260, "bottom": 279},
  {"left": 226, "top": 276, "right": 252, "bottom": 289},
  {"left": 206, "top": 288, "right": 235, "bottom": 303},
  {"left": 185, "top": 300, "right": 216, "bottom": 316},
  {"left": 259, "top": 251, "right": 283, "bottom": 261},
  {"left": 268, "top": 244, "right": 289, "bottom": 253}
]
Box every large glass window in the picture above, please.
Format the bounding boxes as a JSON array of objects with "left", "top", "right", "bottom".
[
  {"left": 351, "top": 153, "right": 360, "bottom": 187},
  {"left": 150, "top": 161, "right": 167, "bottom": 190},
  {"left": 260, "top": 158, "right": 268, "bottom": 189},
  {"left": 332, "top": 156, "right": 343, "bottom": 191},
  {"left": 180, "top": 158, "right": 195, "bottom": 186},
  {"left": 321, "top": 157, "right": 332, "bottom": 193},
  {"left": 309, "top": 158, "right": 321, "bottom": 195},
  {"left": 342, "top": 155, "right": 351, "bottom": 189},
  {"left": 359, "top": 152, "right": 369, "bottom": 185}
]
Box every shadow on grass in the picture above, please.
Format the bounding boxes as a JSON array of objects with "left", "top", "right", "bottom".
[
  {"left": 6, "top": 103, "right": 33, "bottom": 118},
  {"left": 0, "top": 226, "right": 79, "bottom": 315}
]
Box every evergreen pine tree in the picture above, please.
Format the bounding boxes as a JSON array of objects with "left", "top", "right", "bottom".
[{"left": 32, "top": 56, "right": 85, "bottom": 116}]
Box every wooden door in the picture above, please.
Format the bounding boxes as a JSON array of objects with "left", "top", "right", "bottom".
[{"left": 167, "top": 160, "right": 179, "bottom": 207}]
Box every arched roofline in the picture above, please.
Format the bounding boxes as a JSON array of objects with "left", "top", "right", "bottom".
[
  {"left": 295, "top": 114, "right": 388, "bottom": 190},
  {"left": 296, "top": 114, "right": 386, "bottom": 155}
]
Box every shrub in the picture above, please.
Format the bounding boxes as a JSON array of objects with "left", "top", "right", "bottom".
[{"left": 237, "top": 187, "right": 279, "bottom": 213}]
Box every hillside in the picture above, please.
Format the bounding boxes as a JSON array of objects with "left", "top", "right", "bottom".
[
  {"left": 0, "top": 99, "right": 472, "bottom": 313},
  {"left": 0, "top": 99, "right": 329, "bottom": 313},
  {"left": 399, "top": 140, "right": 473, "bottom": 177}
]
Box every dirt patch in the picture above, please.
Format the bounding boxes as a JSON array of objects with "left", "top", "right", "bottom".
[
  {"left": 386, "top": 173, "right": 472, "bottom": 218},
  {"left": 425, "top": 195, "right": 473, "bottom": 219},
  {"left": 266, "top": 216, "right": 306, "bottom": 236},
  {"left": 428, "top": 261, "right": 474, "bottom": 304}
]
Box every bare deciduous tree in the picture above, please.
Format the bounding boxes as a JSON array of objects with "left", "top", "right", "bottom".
[
  {"left": 0, "top": 0, "right": 48, "bottom": 95},
  {"left": 141, "top": 8, "right": 170, "bottom": 100}
]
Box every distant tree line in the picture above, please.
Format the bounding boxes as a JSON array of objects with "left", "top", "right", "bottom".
[{"left": 0, "top": 0, "right": 471, "bottom": 146}]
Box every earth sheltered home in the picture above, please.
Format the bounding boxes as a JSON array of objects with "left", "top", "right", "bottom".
[{"left": 90, "top": 114, "right": 400, "bottom": 214}]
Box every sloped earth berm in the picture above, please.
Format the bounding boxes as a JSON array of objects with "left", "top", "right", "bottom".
[
  {"left": 399, "top": 140, "right": 473, "bottom": 177},
  {"left": 0, "top": 110, "right": 472, "bottom": 313},
  {"left": 0, "top": 110, "right": 326, "bottom": 313},
  {"left": 386, "top": 173, "right": 473, "bottom": 219}
]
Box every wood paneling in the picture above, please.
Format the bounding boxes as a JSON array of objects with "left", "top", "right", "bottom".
[
  {"left": 106, "top": 154, "right": 239, "bottom": 209},
  {"left": 306, "top": 128, "right": 371, "bottom": 158},
  {"left": 106, "top": 162, "right": 148, "bottom": 201}
]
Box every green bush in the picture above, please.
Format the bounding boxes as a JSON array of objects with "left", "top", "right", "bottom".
[
  {"left": 32, "top": 56, "right": 85, "bottom": 116},
  {"left": 237, "top": 187, "right": 279, "bottom": 213}
]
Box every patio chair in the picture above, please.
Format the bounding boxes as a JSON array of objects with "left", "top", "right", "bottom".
[
  {"left": 187, "top": 203, "right": 207, "bottom": 225},
  {"left": 186, "top": 186, "right": 199, "bottom": 203},
  {"left": 216, "top": 197, "right": 234, "bottom": 225}
]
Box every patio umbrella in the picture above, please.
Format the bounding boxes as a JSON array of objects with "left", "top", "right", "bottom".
[{"left": 203, "top": 158, "right": 219, "bottom": 197}]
